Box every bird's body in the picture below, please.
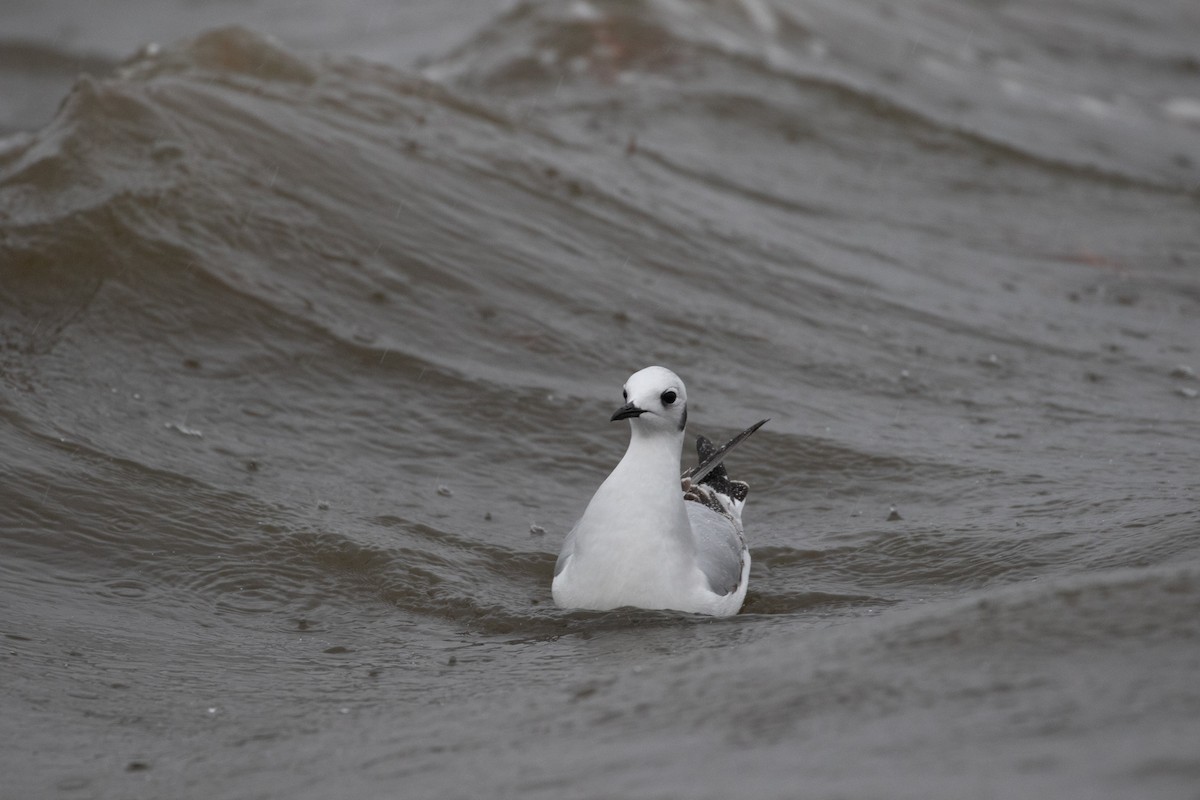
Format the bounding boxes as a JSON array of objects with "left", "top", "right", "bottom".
[{"left": 552, "top": 366, "right": 766, "bottom": 617}]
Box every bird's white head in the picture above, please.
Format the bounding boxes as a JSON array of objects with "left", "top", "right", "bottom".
[{"left": 610, "top": 366, "right": 688, "bottom": 435}]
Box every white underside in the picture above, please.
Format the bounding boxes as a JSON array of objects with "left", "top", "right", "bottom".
[
  {"left": 552, "top": 537, "right": 749, "bottom": 617},
  {"left": 554, "top": 551, "right": 748, "bottom": 618},
  {"left": 552, "top": 456, "right": 752, "bottom": 617}
]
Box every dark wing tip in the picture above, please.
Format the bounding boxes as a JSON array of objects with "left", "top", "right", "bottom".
[
  {"left": 694, "top": 438, "right": 754, "bottom": 502},
  {"left": 688, "top": 419, "right": 769, "bottom": 486}
]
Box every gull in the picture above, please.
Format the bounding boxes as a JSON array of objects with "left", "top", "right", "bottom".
[{"left": 552, "top": 366, "right": 768, "bottom": 616}]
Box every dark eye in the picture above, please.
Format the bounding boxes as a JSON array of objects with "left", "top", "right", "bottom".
[
  {"left": 660, "top": 390, "right": 677, "bottom": 406},
  {"left": 622, "top": 389, "right": 628, "bottom": 401}
]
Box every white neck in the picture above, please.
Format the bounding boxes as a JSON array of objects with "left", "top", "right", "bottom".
[
  {"left": 579, "top": 422, "right": 694, "bottom": 558},
  {"left": 553, "top": 416, "right": 709, "bottom": 611},
  {"left": 620, "top": 422, "right": 684, "bottom": 486}
]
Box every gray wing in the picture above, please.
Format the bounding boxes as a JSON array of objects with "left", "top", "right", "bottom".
[
  {"left": 553, "top": 522, "right": 578, "bottom": 578},
  {"left": 686, "top": 502, "right": 746, "bottom": 597}
]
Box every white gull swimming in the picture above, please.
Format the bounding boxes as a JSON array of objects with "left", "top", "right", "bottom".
[{"left": 552, "top": 366, "right": 768, "bottom": 616}]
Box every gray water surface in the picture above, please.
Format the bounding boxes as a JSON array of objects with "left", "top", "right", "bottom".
[{"left": 2, "top": 1, "right": 1199, "bottom": 798}]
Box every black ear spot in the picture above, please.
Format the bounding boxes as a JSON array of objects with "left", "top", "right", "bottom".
[{"left": 661, "top": 390, "right": 677, "bottom": 405}]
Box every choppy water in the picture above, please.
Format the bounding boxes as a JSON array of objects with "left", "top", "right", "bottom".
[{"left": 2, "top": 1, "right": 1199, "bottom": 798}]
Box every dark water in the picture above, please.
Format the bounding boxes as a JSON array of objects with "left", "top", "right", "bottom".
[{"left": 3, "top": 1, "right": 1200, "bottom": 797}]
